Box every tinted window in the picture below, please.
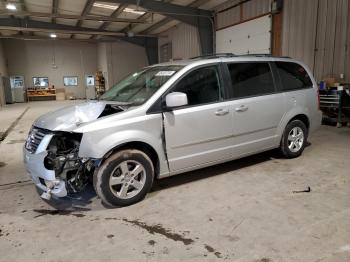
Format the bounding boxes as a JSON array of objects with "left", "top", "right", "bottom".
[
  {"left": 227, "top": 62, "right": 274, "bottom": 98},
  {"left": 171, "top": 65, "right": 221, "bottom": 106},
  {"left": 275, "top": 62, "right": 312, "bottom": 91}
]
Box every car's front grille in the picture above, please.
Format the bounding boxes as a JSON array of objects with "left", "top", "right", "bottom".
[{"left": 25, "top": 127, "right": 50, "bottom": 154}]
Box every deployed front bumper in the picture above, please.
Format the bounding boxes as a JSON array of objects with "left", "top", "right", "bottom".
[{"left": 23, "top": 134, "right": 67, "bottom": 198}]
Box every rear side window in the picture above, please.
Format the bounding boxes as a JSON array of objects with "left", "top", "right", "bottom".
[
  {"left": 275, "top": 62, "right": 312, "bottom": 91},
  {"left": 227, "top": 62, "right": 275, "bottom": 98}
]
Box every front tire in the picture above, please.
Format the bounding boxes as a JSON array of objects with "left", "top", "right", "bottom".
[
  {"left": 93, "top": 149, "right": 154, "bottom": 207},
  {"left": 280, "top": 120, "right": 307, "bottom": 158}
]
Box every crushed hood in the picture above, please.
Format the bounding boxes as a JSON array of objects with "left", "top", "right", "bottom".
[{"left": 33, "top": 101, "right": 125, "bottom": 131}]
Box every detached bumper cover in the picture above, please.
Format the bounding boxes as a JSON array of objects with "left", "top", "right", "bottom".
[{"left": 23, "top": 134, "right": 67, "bottom": 198}]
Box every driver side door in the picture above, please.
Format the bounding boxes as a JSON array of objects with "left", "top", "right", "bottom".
[{"left": 163, "top": 64, "right": 234, "bottom": 173}]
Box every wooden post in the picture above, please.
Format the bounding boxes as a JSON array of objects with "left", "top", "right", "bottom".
[{"left": 272, "top": 12, "right": 283, "bottom": 56}]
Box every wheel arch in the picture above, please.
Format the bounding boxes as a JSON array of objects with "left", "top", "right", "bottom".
[
  {"left": 288, "top": 114, "right": 310, "bottom": 130},
  {"left": 100, "top": 141, "right": 160, "bottom": 178}
]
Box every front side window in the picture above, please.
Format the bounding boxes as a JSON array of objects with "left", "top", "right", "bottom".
[
  {"left": 275, "top": 62, "right": 312, "bottom": 91},
  {"left": 100, "top": 65, "right": 183, "bottom": 105},
  {"left": 227, "top": 62, "right": 274, "bottom": 98},
  {"left": 170, "top": 65, "right": 222, "bottom": 106}
]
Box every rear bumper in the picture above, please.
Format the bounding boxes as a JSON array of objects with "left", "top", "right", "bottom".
[
  {"left": 310, "top": 110, "right": 323, "bottom": 134},
  {"left": 23, "top": 134, "right": 67, "bottom": 198}
]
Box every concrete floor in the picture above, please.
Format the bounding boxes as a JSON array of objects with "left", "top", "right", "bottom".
[{"left": 0, "top": 101, "right": 350, "bottom": 262}]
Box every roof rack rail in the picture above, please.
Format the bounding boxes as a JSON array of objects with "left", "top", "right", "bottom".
[
  {"left": 238, "top": 54, "right": 292, "bottom": 58},
  {"left": 190, "top": 53, "right": 236, "bottom": 59},
  {"left": 190, "top": 53, "right": 292, "bottom": 60}
]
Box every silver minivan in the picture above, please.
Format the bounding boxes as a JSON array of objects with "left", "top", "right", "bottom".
[{"left": 23, "top": 54, "right": 322, "bottom": 207}]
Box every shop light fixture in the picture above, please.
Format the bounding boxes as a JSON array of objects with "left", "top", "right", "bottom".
[
  {"left": 93, "top": 2, "right": 118, "bottom": 10},
  {"left": 123, "top": 7, "right": 145, "bottom": 15},
  {"left": 6, "top": 3, "right": 17, "bottom": 10},
  {"left": 93, "top": 2, "right": 145, "bottom": 15}
]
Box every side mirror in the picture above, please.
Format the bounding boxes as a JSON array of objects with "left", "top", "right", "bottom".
[{"left": 165, "top": 92, "right": 188, "bottom": 108}]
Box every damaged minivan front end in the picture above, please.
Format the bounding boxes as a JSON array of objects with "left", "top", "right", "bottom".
[
  {"left": 24, "top": 128, "right": 97, "bottom": 200},
  {"left": 23, "top": 101, "right": 125, "bottom": 200}
]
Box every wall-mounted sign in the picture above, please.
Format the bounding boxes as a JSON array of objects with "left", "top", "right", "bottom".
[
  {"left": 33, "top": 77, "right": 49, "bottom": 87},
  {"left": 86, "top": 75, "right": 95, "bottom": 86},
  {"left": 63, "top": 76, "right": 78, "bottom": 86}
]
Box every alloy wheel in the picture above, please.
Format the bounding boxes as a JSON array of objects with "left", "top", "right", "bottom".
[
  {"left": 287, "top": 126, "right": 304, "bottom": 153},
  {"left": 109, "top": 160, "right": 146, "bottom": 199}
]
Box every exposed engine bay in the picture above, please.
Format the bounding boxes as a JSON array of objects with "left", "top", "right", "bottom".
[{"left": 44, "top": 132, "right": 95, "bottom": 194}]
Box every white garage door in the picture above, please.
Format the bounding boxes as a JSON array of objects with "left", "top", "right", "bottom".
[{"left": 216, "top": 15, "right": 272, "bottom": 55}]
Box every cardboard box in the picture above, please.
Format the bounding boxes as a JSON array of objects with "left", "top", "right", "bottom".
[
  {"left": 56, "top": 93, "right": 65, "bottom": 101},
  {"left": 56, "top": 88, "right": 65, "bottom": 101},
  {"left": 323, "top": 77, "right": 336, "bottom": 88}
]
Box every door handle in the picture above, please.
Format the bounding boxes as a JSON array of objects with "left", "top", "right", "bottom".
[
  {"left": 235, "top": 105, "right": 248, "bottom": 112},
  {"left": 215, "top": 109, "right": 229, "bottom": 116}
]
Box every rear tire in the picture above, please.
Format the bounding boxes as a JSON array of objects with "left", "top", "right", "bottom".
[
  {"left": 280, "top": 120, "right": 308, "bottom": 158},
  {"left": 93, "top": 149, "right": 154, "bottom": 207}
]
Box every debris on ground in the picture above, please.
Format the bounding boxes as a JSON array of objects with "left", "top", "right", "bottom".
[{"left": 293, "top": 186, "right": 311, "bottom": 193}]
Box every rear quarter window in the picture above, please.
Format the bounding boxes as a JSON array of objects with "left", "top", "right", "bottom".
[
  {"left": 227, "top": 62, "right": 275, "bottom": 98},
  {"left": 275, "top": 62, "right": 313, "bottom": 91}
]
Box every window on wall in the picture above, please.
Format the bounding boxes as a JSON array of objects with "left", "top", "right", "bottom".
[
  {"left": 275, "top": 62, "right": 312, "bottom": 91},
  {"left": 227, "top": 62, "right": 274, "bottom": 98},
  {"left": 33, "top": 77, "right": 49, "bottom": 87},
  {"left": 63, "top": 76, "right": 78, "bottom": 86},
  {"left": 171, "top": 65, "right": 222, "bottom": 106}
]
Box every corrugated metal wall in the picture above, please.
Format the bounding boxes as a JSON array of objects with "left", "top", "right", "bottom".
[
  {"left": 281, "top": 0, "right": 318, "bottom": 74},
  {"left": 242, "top": 0, "right": 271, "bottom": 20},
  {"left": 282, "top": 0, "right": 350, "bottom": 82},
  {"left": 158, "top": 23, "right": 201, "bottom": 60},
  {"left": 216, "top": 0, "right": 271, "bottom": 30},
  {"left": 216, "top": 0, "right": 241, "bottom": 29}
]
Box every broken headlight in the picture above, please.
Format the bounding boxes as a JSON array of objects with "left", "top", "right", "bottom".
[{"left": 44, "top": 132, "right": 93, "bottom": 193}]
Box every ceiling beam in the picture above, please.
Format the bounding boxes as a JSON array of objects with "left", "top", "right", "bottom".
[
  {"left": 0, "top": 18, "right": 155, "bottom": 37},
  {"left": 52, "top": 0, "right": 59, "bottom": 23},
  {"left": 90, "top": 3, "right": 128, "bottom": 39},
  {"left": 0, "top": 25, "right": 132, "bottom": 36},
  {"left": 99, "top": 3, "right": 128, "bottom": 30},
  {"left": 141, "top": 0, "right": 212, "bottom": 34},
  {"left": 18, "top": 0, "right": 33, "bottom": 35},
  {"left": 0, "top": 11, "right": 149, "bottom": 24},
  {"left": 123, "top": 0, "right": 173, "bottom": 33},
  {"left": 71, "top": 0, "right": 95, "bottom": 39},
  {"left": 103, "top": 0, "right": 213, "bottom": 54},
  {"left": 0, "top": 33, "right": 156, "bottom": 44},
  {"left": 102, "top": 0, "right": 213, "bottom": 23},
  {"left": 19, "top": 0, "right": 27, "bottom": 11},
  {"left": 76, "top": 0, "right": 95, "bottom": 27},
  {"left": 0, "top": 34, "right": 96, "bottom": 41}
]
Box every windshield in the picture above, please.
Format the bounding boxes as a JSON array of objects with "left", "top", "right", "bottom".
[{"left": 100, "top": 65, "right": 184, "bottom": 105}]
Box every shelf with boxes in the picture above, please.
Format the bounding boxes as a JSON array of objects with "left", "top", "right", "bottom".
[
  {"left": 26, "top": 87, "right": 56, "bottom": 101},
  {"left": 95, "top": 71, "right": 106, "bottom": 98}
]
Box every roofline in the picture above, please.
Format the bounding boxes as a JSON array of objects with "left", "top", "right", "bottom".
[{"left": 150, "top": 54, "right": 298, "bottom": 68}]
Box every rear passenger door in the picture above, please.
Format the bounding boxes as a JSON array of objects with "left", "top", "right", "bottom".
[{"left": 225, "top": 62, "right": 285, "bottom": 156}]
